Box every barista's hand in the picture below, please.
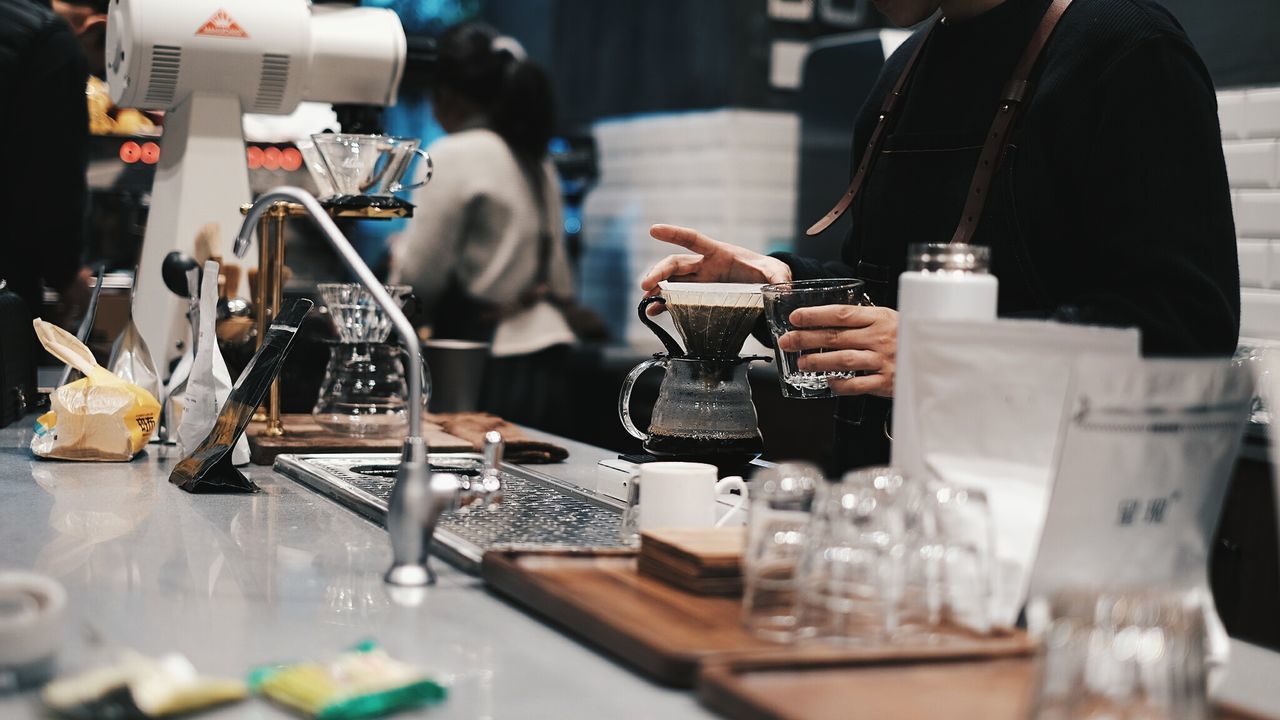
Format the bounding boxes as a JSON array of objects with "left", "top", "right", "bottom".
[
  {"left": 640, "top": 224, "right": 791, "bottom": 315},
  {"left": 777, "top": 305, "right": 898, "bottom": 398}
]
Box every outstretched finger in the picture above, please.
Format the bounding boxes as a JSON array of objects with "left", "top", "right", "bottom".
[
  {"left": 650, "top": 224, "right": 719, "bottom": 254},
  {"left": 640, "top": 254, "right": 703, "bottom": 291}
]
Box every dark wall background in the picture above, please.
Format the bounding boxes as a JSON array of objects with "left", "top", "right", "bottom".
[
  {"left": 1158, "top": 0, "right": 1280, "bottom": 89},
  {"left": 478, "top": 0, "right": 892, "bottom": 132},
  {"left": 475, "top": 0, "right": 1280, "bottom": 135}
]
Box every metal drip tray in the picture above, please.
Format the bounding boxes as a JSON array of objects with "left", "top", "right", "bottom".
[{"left": 274, "top": 453, "right": 633, "bottom": 573}]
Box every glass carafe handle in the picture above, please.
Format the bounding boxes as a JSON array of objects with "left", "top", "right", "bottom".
[{"left": 618, "top": 357, "right": 667, "bottom": 442}]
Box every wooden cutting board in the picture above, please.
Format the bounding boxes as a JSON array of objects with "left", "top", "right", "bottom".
[
  {"left": 481, "top": 550, "right": 1033, "bottom": 688},
  {"left": 698, "top": 656, "right": 1265, "bottom": 720},
  {"left": 245, "top": 414, "right": 473, "bottom": 465}
]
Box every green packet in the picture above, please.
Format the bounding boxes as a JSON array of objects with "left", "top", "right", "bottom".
[{"left": 248, "top": 641, "right": 446, "bottom": 719}]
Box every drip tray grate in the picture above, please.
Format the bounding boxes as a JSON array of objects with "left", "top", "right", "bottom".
[{"left": 274, "top": 453, "right": 633, "bottom": 573}]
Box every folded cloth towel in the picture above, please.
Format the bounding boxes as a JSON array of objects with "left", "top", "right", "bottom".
[{"left": 428, "top": 412, "right": 569, "bottom": 464}]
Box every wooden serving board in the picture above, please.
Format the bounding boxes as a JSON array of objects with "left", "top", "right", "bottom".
[
  {"left": 698, "top": 656, "right": 1263, "bottom": 720},
  {"left": 246, "top": 414, "right": 473, "bottom": 465},
  {"left": 481, "top": 550, "right": 1033, "bottom": 688}
]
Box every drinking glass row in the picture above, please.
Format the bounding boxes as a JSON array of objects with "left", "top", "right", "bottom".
[
  {"left": 744, "top": 463, "right": 1212, "bottom": 719},
  {"left": 742, "top": 463, "right": 996, "bottom": 644}
]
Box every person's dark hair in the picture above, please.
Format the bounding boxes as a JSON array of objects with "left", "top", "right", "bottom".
[{"left": 434, "top": 22, "right": 554, "bottom": 161}]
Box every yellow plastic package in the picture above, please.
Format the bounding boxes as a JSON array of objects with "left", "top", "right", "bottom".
[{"left": 30, "top": 319, "right": 160, "bottom": 461}]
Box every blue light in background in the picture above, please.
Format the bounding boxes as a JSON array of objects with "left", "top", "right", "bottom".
[
  {"left": 348, "top": 0, "right": 478, "bottom": 273},
  {"left": 564, "top": 212, "right": 582, "bottom": 236},
  {"left": 360, "top": 0, "right": 479, "bottom": 35}
]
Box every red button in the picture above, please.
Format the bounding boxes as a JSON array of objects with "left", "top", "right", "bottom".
[
  {"left": 119, "top": 141, "right": 141, "bottom": 164},
  {"left": 281, "top": 147, "right": 303, "bottom": 172},
  {"left": 140, "top": 142, "right": 160, "bottom": 165},
  {"left": 262, "top": 146, "right": 282, "bottom": 171},
  {"left": 246, "top": 145, "right": 264, "bottom": 170}
]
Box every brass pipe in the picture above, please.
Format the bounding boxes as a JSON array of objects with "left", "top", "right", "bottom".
[
  {"left": 250, "top": 213, "right": 271, "bottom": 424},
  {"left": 261, "top": 203, "right": 288, "bottom": 437}
]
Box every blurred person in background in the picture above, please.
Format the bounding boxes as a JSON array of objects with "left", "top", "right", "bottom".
[
  {"left": 641, "top": 0, "right": 1239, "bottom": 471},
  {"left": 390, "top": 22, "right": 577, "bottom": 432},
  {"left": 0, "top": 0, "right": 94, "bottom": 320}
]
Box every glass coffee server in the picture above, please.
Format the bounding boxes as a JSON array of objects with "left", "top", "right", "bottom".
[{"left": 313, "top": 283, "right": 430, "bottom": 437}]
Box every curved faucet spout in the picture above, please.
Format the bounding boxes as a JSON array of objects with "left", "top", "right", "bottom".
[{"left": 235, "top": 187, "right": 423, "bottom": 438}]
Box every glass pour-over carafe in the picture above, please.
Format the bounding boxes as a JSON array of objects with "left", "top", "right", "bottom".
[
  {"left": 313, "top": 283, "right": 430, "bottom": 437},
  {"left": 618, "top": 283, "right": 768, "bottom": 471}
]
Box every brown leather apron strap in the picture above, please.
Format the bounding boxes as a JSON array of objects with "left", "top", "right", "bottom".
[
  {"left": 949, "top": 0, "right": 1072, "bottom": 245},
  {"left": 805, "top": 0, "right": 1074, "bottom": 240},
  {"left": 805, "top": 21, "right": 938, "bottom": 237}
]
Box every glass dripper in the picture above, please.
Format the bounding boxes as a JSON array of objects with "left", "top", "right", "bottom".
[
  {"left": 658, "top": 281, "right": 764, "bottom": 358},
  {"left": 318, "top": 283, "right": 412, "bottom": 343},
  {"left": 311, "top": 133, "right": 433, "bottom": 197}
]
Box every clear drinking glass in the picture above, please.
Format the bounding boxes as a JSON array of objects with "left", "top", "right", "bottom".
[
  {"left": 933, "top": 485, "right": 996, "bottom": 634},
  {"left": 761, "top": 279, "right": 868, "bottom": 399},
  {"left": 1028, "top": 588, "right": 1209, "bottom": 720},
  {"left": 795, "top": 473, "right": 904, "bottom": 645},
  {"left": 870, "top": 469, "right": 944, "bottom": 640},
  {"left": 741, "top": 462, "right": 823, "bottom": 642}
]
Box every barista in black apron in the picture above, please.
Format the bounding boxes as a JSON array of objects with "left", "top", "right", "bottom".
[{"left": 642, "top": 0, "right": 1240, "bottom": 473}]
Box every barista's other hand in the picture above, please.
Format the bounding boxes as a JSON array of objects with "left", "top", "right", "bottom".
[
  {"left": 640, "top": 224, "right": 791, "bottom": 315},
  {"left": 777, "top": 305, "right": 898, "bottom": 398}
]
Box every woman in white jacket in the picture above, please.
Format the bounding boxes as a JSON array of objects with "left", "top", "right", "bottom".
[{"left": 390, "top": 22, "right": 576, "bottom": 430}]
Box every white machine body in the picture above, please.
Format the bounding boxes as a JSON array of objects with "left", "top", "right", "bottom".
[{"left": 105, "top": 0, "right": 407, "bottom": 376}]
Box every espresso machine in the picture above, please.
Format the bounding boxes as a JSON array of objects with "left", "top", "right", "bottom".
[{"left": 618, "top": 283, "right": 770, "bottom": 474}]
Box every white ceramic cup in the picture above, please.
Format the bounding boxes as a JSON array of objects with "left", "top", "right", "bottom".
[{"left": 636, "top": 462, "right": 748, "bottom": 531}]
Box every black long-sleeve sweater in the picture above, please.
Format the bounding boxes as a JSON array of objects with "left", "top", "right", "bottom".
[{"left": 775, "top": 0, "right": 1240, "bottom": 471}]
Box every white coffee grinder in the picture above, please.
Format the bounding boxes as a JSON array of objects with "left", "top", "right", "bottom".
[{"left": 104, "top": 0, "right": 408, "bottom": 374}]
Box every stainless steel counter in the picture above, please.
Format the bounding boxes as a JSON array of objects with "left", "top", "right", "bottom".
[{"left": 0, "top": 421, "right": 715, "bottom": 719}]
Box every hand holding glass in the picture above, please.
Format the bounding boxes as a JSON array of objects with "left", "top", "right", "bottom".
[{"left": 762, "top": 279, "right": 868, "bottom": 399}]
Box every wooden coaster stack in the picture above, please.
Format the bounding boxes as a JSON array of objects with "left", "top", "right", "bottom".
[{"left": 637, "top": 527, "right": 746, "bottom": 596}]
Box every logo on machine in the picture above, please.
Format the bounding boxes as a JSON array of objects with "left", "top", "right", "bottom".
[{"left": 195, "top": 9, "right": 249, "bottom": 39}]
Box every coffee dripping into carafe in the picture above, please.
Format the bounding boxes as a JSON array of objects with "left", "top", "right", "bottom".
[{"left": 618, "top": 283, "right": 770, "bottom": 472}]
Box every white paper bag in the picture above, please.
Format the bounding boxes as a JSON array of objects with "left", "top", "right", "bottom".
[
  {"left": 902, "top": 318, "right": 1141, "bottom": 627},
  {"left": 1028, "top": 357, "right": 1253, "bottom": 658},
  {"left": 175, "top": 261, "right": 250, "bottom": 466}
]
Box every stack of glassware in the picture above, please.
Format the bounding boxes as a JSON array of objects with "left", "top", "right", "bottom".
[
  {"left": 741, "top": 466, "right": 1214, "bottom": 718},
  {"left": 741, "top": 464, "right": 996, "bottom": 645},
  {"left": 312, "top": 283, "right": 429, "bottom": 437}
]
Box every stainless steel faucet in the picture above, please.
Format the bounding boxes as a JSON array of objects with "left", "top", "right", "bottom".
[{"left": 235, "top": 186, "right": 502, "bottom": 587}]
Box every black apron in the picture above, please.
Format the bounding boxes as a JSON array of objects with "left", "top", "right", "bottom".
[{"left": 819, "top": 0, "right": 1074, "bottom": 473}]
